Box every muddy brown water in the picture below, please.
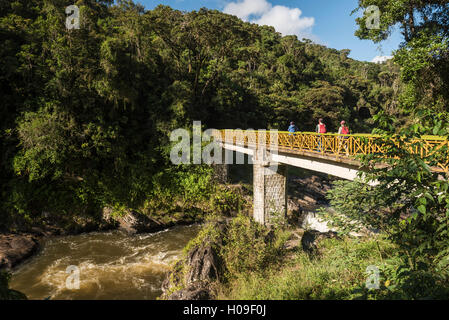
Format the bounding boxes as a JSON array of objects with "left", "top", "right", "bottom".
[{"left": 10, "top": 224, "right": 201, "bottom": 300}]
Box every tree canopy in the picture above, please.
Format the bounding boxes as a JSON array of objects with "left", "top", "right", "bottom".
[{"left": 0, "top": 0, "right": 401, "bottom": 228}]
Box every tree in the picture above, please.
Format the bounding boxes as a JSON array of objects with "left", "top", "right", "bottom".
[
  {"left": 353, "top": 0, "right": 449, "bottom": 43},
  {"left": 349, "top": 0, "right": 449, "bottom": 295},
  {"left": 0, "top": 1, "right": 404, "bottom": 231},
  {"left": 354, "top": 0, "right": 449, "bottom": 115},
  {"left": 302, "top": 81, "right": 347, "bottom": 131}
]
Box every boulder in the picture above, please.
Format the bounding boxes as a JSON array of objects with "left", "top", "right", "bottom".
[
  {"left": 0, "top": 234, "right": 40, "bottom": 270},
  {"left": 284, "top": 230, "right": 303, "bottom": 251},
  {"left": 185, "top": 244, "right": 221, "bottom": 285},
  {"left": 301, "top": 229, "right": 340, "bottom": 254},
  {"left": 103, "top": 208, "right": 164, "bottom": 234},
  {"left": 288, "top": 175, "right": 333, "bottom": 206},
  {"left": 165, "top": 283, "right": 211, "bottom": 300},
  {"left": 162, "top": 241, "right": 223, "bottom": 300},
  {"left": 161, "top": 220, "right": 227, "bottom": 300}
]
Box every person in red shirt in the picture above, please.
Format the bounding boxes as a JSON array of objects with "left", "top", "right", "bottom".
[
  {"left": 316, "top": 118, "right": 326, "bottom": 152},
  {"left": 338, "top": 120, "right": 350, "bottom": 155},
  {"left": 316, "top": 118, "right": 327, "bottom": 134}
]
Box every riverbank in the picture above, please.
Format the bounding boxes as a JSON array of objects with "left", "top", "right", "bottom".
[
  {"left": 160, "top": 212, "right": 402, "bottom": 300},
  {"left": 1, "top": 172, "right": 333, "bottom": 299},
  {"left": 0, "top": 178, "right": 251, "bottom": 301},
  {"left": 159, "top": 172, "right": 338, "bottom": 300},
  {"left": 0, "top": 208, "right": 207, "bottom": 272},
  {"left": 159, "top": 171, "right": 449, "bottom": 300},
  {"left": 0, "top": 164, "right": 249, "bottom": 274}
]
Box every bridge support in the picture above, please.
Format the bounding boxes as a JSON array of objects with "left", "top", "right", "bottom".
[{"left": 253, "top": 149, "right": 288, "bottom": 225}]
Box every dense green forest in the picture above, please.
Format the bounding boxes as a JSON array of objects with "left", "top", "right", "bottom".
[
  {"left": 172, "top": 0, "right": 449, "bottom": 299},
  {"left": 1, "top": 0, "right": 449, "bottom": 301},
  {"left": 0, "top": 0, "right": 401, "bottom": 230}
]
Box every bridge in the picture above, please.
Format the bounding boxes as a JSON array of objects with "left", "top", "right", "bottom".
[{"left": 212, "top": 130, "right": 448, "bottom": 225}]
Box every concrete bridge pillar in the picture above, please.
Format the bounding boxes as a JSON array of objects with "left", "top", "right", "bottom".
[{"left": 253, "top": 148, "right": 288, "bottom": 225}]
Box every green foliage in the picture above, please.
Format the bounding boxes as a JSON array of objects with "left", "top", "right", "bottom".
[
  {"left": 144, "top": 165, "right": 215, "bottom": 214},
  {"left": 182, "top": 216, "right": 224, "bottom": 255},
  {"left": 181, "top": 214, "right": 290, "bottom": 287},
  {"left": 394, "top": 35, "right": 449, "bottom": 113},
  {"left": 318, "top": 151, "right": 449, "bottom": 295},
  {"left": 211, "top": 186, "right": 244, "bottom": 217},
  {"left": 219, "top": 236, "right": 399, "bottom": 300},
  {"left": 354, "top": 0, "right": 449, "bottom": 116},
  {"left": 218, "top": 232, "right": 449, "bottom": 300},
  {"left": 353, "top": 1, "right": 449, "bottom": 44},
  {"left": 350, "top": 0, "right": 449, "bottom": 299},
  {"left": 359, "top": 126, "right": 449, "bottom": 267},
  {"left": 316, "top": 180, "right": 397, "bottom": 235},
  {"left": 369, "top": 258, "right": 449, "bottom": 299},
  {"left": 220, "top": 215, "right": 290, "bottom": 278},
  {"left": 0, "top": 1, "right": 399, "bottom": 229}
]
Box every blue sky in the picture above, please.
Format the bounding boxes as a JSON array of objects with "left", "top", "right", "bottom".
[{"left": 138, "top": 0, "right": 403, "bottom": 62}]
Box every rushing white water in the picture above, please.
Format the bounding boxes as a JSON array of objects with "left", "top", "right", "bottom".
[{"left": 10, "top": 225, "right": 200, "bottom": 300}]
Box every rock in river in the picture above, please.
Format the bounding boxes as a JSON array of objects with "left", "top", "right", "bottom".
[
  {"left": 102, "top": 208, "right": 166, "bottom": 234},
  {"left": 161, "top": 220, "right": 227, "bottom": 300},
  {"left": 0, "top": 234, "right": 40, "bottom": 270}
]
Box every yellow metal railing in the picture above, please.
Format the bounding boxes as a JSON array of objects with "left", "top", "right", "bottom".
[{"left": 212, "top": 130, "right": 449, "bottom": 173}]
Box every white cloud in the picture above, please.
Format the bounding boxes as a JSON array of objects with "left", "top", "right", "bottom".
[
  {"left": 223, "top": 0, "right": 271, "bottom": 21},
  {"left": 224, "top": 0, "right": 316, "bottom": 41},
  {"left": 371, "top": 55, "right": 393, "bottom": 64},
  {"left": 254, "top": 6, "right": 315, "bottom": 38}
]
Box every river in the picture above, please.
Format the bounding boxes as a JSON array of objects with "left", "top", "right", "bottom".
[{"left": 10, "top": 224, "right": 201, "bottom": 300}]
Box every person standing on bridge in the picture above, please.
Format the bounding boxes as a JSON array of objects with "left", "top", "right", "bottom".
[
  {"left": 316, "top": 118, "right": 326, "bottom": 152},
  {"left": 338, "top": 120, "right": 350, "bottom": 156},
  {"left": 288, "top": 121, "right": 298, "bottom": 133},
  {"left": 288, "top": 121, "right": 298, "bottom": 146}
]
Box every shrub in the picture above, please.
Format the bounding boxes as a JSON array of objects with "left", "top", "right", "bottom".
[
  {"left": 219, "top": 236, "right": 400, "bottom": 300},
  {"left": 219, "top": 215, "right": 290, "bottom": 280},
  {"left": 211, "top": 185, "right": 247, "bottom": 217}
]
